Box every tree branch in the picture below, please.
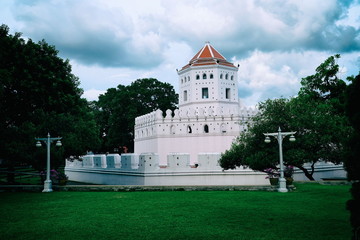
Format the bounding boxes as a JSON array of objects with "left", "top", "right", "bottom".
[{"left": 296, "top": 165, "right": 315, "bottom": 181}]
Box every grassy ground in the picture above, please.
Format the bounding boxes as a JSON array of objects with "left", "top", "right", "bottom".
[
  {"left": 0, "top": 166, "right": 42, "bottom": 185},
  {"left": 0, "top": 183, "right": 351, "bottom": 240}
]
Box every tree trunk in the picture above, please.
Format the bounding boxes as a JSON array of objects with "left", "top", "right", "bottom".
[
  {"left": 296, "top": 165, "right": 315, "bottom": 181},
  {"left": 6, "top": 164, "right": 15, "bottom": 184}
]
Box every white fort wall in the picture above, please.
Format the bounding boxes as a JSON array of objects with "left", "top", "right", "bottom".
[
  {"left": 135, "top": 135, "right": 237, "bottom": 167},
  {"left": 134, "top": 107, "right": 256, "bottom": 165},
  {"left": 65, "top": 153, "right": 269, "bottom": 186},
  {"left": 65, "top": 153, "right": 346, "bottom": 185}
]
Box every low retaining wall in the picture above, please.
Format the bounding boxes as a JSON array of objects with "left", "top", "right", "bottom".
[
  {"left": 65, "top": 167, "right": 269, "bottom": 186},
  {"left": 293, "top": 162, "right": 346, "bottom": 181},
  {"left": 0, "top": 184, "right": 294, "bottom": 192},
  {"left": 65, "top": 153, "right": 346, "bottom": 186},
  {"left": 66, "top": 153, "right": 269, "bottom": 186}
]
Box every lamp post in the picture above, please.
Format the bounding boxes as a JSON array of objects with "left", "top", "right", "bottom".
[
  {"left": 35, "top": 133, "right": 62, "bottom": 193},
  {"left": 264, "top": 127, "right": 296, "bottom": 193}
]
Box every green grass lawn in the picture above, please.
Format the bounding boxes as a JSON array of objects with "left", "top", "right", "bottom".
[
  {"left": 0, "top": 166, "right": 43, "bottom": 185},
  {"left": 0, "top": 183, "right": 351, "bottom": 240}
]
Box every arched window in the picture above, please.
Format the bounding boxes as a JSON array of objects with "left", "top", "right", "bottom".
[
  {"left": 203, "top": 73, "right": 207, "bottom": 79},
  {"left": 231, "top": 75, "right": 234, "bottom": 80},
  {"left": 210, "top": 73, "right": 214, "bottom": 79},
  {"left": 220, "top": 74, "right": 223, "bottom": 79},
  {"left": 225, "top": 73, "right": 228, "bottom": 80},
  {"left": 188, "top": 76, "right": 190, "bottom": 81},
  {"left": 187, "top": 125, "right": 192, "bottom": 133},
  {"left": 204, "top": 124, "right": 209, "bottom": 133},
  {"left": 196, "top": 74, "right": 200, "bottom": 80},
  {"left": 181, "top": 79, "right": 183, "bottom": 84}
]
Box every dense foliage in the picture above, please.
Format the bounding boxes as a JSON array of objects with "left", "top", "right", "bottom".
[
  {"left": 219, "top": 55, "right": 352, "bottom": 180},
  {"left": 0, "top": 24, "right": 100, "bottom": 171},
  {"left": 344, "top": 73, "right": 360, "bottom": 240},
  {"left": 93, "top": 78, "right": 178, "bottom": 152}
]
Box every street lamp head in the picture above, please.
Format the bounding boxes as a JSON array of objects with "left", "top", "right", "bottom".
[
  {"left": 36, "top": 141, "right": 42, "bottom": 147},
  {"left": 264, "top": 136, "right": 271, "bottom": 143},
  {"left": 289, "top": 135, "right": 296, "bottom": 142},
  {"left": 56, "top": 140, "right": 62, "bottom": 147}
]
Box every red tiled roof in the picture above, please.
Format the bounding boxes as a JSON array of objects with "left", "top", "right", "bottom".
[
  {"left": 181, "top": 42, "right": 237, "bottom": 71},
  {"left": 210, "top": 45, "right": 224, "bottom": 59}
]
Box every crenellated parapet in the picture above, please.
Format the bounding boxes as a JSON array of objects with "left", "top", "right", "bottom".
[
  {"left": 65, "top": 152, "right": 226, "bottom": 172},
  {"left": 239, "top": 106, "right": 258, "bottom": 116},
  {"left": 134, "top": 109, "right": 161, "bottom": 127},
  {"left": 134, "top": 105, "right": 258, "bottom": 140}
]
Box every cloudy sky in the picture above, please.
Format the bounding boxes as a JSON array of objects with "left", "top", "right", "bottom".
[{"left": 1, "top": 0, "right": 359, "bottom": 107}]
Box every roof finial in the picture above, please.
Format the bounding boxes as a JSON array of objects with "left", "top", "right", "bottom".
[{"left": 205, "top": 41, "right": 210, "bottom": 44}]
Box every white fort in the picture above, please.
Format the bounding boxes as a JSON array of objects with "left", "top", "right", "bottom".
[
  {"left": 134, "top": 42, "right": 256, "bottom": 167},
  {"left": 65, "top": 42, "right": 345, "bottom": 185}
]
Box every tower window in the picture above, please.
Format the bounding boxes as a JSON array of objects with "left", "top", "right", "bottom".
[
  {"left": 187, "top": 126, "right": 192, "bottom": 133},
  {"left": 183, "top": 90, "right": 188, "bottom": 101},
  {"left": 220, "top": 74, "right": 223, "bottom": 79},
  {"left": 196, "top": 74, "right": 200, "bottom": 80},
  {"left": 225, "top": 73, "right": 228, "bottom": 80},
  {"left": 231, "top": 75, "right": 234, "bottom": 80},
  {"left": 202, "top": 88, "right": 209, "bottom": 99},
  {"left": 204, "top": 124, "right": 209, "bottom": 133},
  {"left": 203, "top": 73, "right": 207, "bottom": 79},
  {"left": 210, "top": 73, "right": 214, "bottom": 79},
  {"left": 226, "top": 88, "right": 231, "bottom": 99},
  {"left": 188, "top": 76, "right": 190, "bottom": 81}
]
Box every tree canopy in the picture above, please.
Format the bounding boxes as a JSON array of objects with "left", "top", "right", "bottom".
[
  {"left": 93, "top": 78, "right": 178, "bottom": 153},
  {"left": 0, "top": 24, "right": 100, "bottom": 170},
  {"left": 344, "top": 73, "right": 360, "bottom": 181},
  {"left": 219, "top": 55, "right": 353, "bottom": 180},
  {"left": 344, "top": 73, "right": 360, "bottom": 240}
]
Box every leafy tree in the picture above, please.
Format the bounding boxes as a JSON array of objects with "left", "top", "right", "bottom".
[
  {"left": 344, "top": 74, "right": 360, "bottom": 180},
  {"left": 220, "top": 97, "right": 351, "bottom": 180},
  {"left": 299, "top": 54, "right": 347, "bottom": 113},
  {"left": 94, "top": 78, "right": 178, "bottom": 152},
  {"left": 0, "top": 24, "right": 100, "bottom": 173},
  {"left": 344, "top": 73, "right": 360, "bottom": 239},
  {"left": 219, "top": 55, "right": 352, "bottom": 180}
]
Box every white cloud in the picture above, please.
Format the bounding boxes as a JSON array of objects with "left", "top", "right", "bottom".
[
  {"left": 70, "top": 60, "right": 138, "bottom": 89},
  {"left": 1, "top": 0, "right": 359, "bottom": 106},
  {"left": 233, "top": 50, "right": 354, "bottom": 106},
  {"left": 336, "top": 2, "right": 360, "bottom": 28},
  {"left": 82, "top": 89, "right": 106, "bottom": 101}
]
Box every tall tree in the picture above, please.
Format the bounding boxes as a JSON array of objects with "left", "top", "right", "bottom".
[
  {"left": 219, "top": 55, "right": 352, "bottom": 180},
  {"left": 344, "top": 73, "right": 360, "bottom": 240},
  {"left": 220, "top": 97, "right": 350, "bottom": 180},
  {"left": 94, "top": 78, "right": 178, "bottom": 152},
  {"left": 299, "top": 54, "right": 347, "bottom": 113},
  {"left": 0, "top": 24, "right": 100, "bottom": 172}
]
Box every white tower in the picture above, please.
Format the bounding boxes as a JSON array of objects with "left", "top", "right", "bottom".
[
  {"left": 178, "top": 42, "right": 239, "bottom": 117},
  {"left": 133, "top": 42, "right": 255, "bottom": 165}
]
